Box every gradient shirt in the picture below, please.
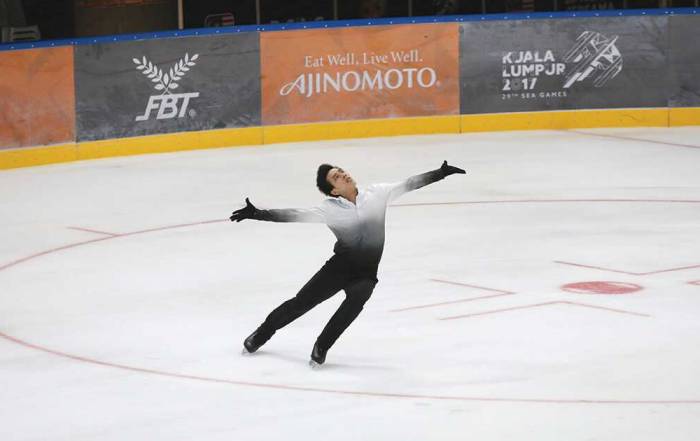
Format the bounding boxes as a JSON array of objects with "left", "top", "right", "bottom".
[{"left": 254, "top": 168, "right": 445, "bottom": 272}]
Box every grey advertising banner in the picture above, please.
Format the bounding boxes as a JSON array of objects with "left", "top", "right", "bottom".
[
  {"left": 75, "top": 33, "right": 260, "bottom": 141},
  {"left": 460, "top": 16, "right": 668, "bottom": 114},
  {"left": 668, "top": 15, "right": 700, "bottom": 107}
]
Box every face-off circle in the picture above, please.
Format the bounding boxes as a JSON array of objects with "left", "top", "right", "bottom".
[{"left": 561, "top": 281, "right": 643, "bottom": 295}]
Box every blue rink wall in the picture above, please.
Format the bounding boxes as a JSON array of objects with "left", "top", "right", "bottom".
[{"left": 0, "top": 8, "right": 699, "bottom": 170}]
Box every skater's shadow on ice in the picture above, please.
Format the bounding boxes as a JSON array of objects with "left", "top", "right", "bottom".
[
  {"left": 247, "top": 350, "right": 306, "bottom": 365},
  {"left": 313, "top": 362, "right": 396, "bottom": 373},
  {"left": 252, "top": 351, "right": 396, "bottom": 372}
]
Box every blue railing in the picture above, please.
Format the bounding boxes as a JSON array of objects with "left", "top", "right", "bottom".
[{"left": 1, "top": 7, "right": 697, "bottom": 52}]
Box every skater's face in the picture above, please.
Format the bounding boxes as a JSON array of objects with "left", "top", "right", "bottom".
[{"left": 326, "top": 167, "right": 357, "bottom": 197}]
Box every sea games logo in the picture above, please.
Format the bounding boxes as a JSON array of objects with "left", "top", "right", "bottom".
[
  {"left": 279, "top": 49, "right": 438, "bottom": 98},
  {"left": 133, "top": 53, "right": 200, "bottom": 121},
  {"left": 501, "top": 31, "right": 622, "bottom": 101},
  {"left": 562, "top": 31, "right": 622, "bottom": 89}
]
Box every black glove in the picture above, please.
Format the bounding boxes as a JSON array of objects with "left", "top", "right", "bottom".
[
  {"left": 441, "top": 160, "right": 466, "bottom": 177},
  {"left": 230, "top": 198, "right": 259, "bottom": 222}
]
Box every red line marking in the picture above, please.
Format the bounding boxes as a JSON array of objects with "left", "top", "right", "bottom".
[
  {"left": 559, "top": 301, "right": 650, "bottom": 317},
  {"left": 567, "top": 130, "right": 700, "bottom": 150},
  {"left": 0, "top": 237, "right": 114, "bottom": 273},
  {"left": 0, "top": 219, "right": 228, "bottom": 273},
  {"left": 440, "top": 301, "right": 560, "bottom": 320},
  {"left": 555, "top": 261, "right": 637, "bottom": 275},
  {"left": 123, "top": 219, "right": 227, "bottom": 237},
  {"left": 642, "top": 264, "right": 700, "bottom": 275},
  {"left": 1, "top": 331, "right": 694, "bottom": 405},
  {"left": 429, "top": 279, "right": 516, "bottom": 295},
  {"left": 391, "top": 199, "right": 700, "bottom": 208},
  {"left": 68, "top": 226, "right": 120, "bottom": 237},
  {"left": 391, "top": 293, "right": 515, "bottom": 312},
  {"left": 689, "top": 280, "right": 700, "bottom": 286},
  {"left": 391, "top": 279, "right": 516, "bottom": 312},
  {"left": 440, "top": 301, "right": 649, "bottom": 320},
  {"left": 555, "top": 260, "right": 700, "bottom": 276}
]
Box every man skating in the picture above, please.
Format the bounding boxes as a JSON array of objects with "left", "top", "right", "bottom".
[{"left": 230, "top": 160, "right": 466, "bottom": 366}]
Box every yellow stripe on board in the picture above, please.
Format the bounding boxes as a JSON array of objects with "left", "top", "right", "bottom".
[
  {"left": 460, "top": 108, "right": 669, "bottom": 132},
  {"left": 1, "top": 108, "right": 697, "bottom": 170},
  {"left": 263, "top": 115, "right": 461, "bottom": 144},
  {"left": 669, "top": 107, "right": 700, "bottom": 127},
  {"left": 0, "top": 143, "right": 77, "bottom": 170},
  {"left": 78, "top": 127, "right": 263, "bottom": 160}
]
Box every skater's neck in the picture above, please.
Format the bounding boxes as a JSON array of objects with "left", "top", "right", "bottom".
[
  {"left": 334, "top": 187, "right": 358, "bottom": 204},
  {"left": 341, "top": 188, "right": 358, "bottom": 204}
]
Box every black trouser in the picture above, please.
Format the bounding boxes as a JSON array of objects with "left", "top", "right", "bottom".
[{"left": 256, "top": 255, "right": 378, "bottom": 351}]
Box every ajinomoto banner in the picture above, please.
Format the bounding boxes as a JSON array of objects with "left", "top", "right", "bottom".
[
  {"left": 261, "top": 23, "right": 460, "bottom": 125},
  {"left": 0, "top": 47, "right": 75, "bottom": 149}
]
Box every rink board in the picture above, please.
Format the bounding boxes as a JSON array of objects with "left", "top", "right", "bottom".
[
  {"left": 1, "top": 12, "right": 700, "bottom": 169},
  {"left": 5, "top": 107, "right": 696, "bottom": 170}
]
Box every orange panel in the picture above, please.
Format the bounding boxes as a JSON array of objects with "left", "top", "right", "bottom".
[
  {"left": 261, "top": 24, "right": 460, "bottom": 125},
  {"left": 0, "top": 47, "right": 75, "bottom": 149}
]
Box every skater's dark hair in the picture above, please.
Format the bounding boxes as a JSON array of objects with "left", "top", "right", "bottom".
[{"left": 316, "top": 164, "right": 337, "bottom": 197}]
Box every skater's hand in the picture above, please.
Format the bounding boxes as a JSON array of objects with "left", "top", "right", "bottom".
[
  {"left": 230, "top": 198, "right": 258, "bottom": 222},
  {"left": 441, "top": 160, "right": 466, "bottom": 177}
]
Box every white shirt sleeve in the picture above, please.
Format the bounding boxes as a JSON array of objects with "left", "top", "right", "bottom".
[
  {"left": 377, "top": 168, "right": 446, "bottom": 202},
  {"left": 255, "top": 206, "right": 327, "bottom": 223},
  {"left": 371, "top": 182, "right": 405, "bottom": 203}
]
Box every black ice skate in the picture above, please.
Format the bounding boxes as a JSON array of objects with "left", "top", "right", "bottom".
[
  {"left": 309, "top": 343, "right": 327, "bottom": 368},
  {"left": 242, "top": 329, "right": 266, "bottom": 355}
]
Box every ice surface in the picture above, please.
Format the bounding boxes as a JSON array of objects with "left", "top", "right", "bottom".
[{"left": 1, "top": 127, "right": 699, "bottom": 440}]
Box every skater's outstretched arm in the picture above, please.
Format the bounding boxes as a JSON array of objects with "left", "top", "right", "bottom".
[
  {"left": 230, "top": 198, "right": 325, "bottom": 223},
  {"left": 388, "top": 160, "right": 466, "bottom": 201}
]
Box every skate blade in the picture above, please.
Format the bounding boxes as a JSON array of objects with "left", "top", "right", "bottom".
[
  {"left": 241, "top": 348, "right": 253, "bottom": 356},
  {"left": 309, "top": 360, "right": 322, "bottom": 369}
]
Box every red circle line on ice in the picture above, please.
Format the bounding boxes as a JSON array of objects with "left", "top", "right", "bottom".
[
  {"left": 561, "top": 281, "right": 644, "bottom": 295},
  {"left": 1, "top": 198, "right": 700, "bottom": 405}
]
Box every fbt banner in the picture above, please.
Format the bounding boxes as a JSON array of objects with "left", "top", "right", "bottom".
[
  {"left": 74, "top": 33, "right": 260, "bottom": 142},
  {"left": 460, "top": 16, "right": 668, "bottom": 114},
  {"left": 261, "top": 23, "right": 460, "bottom": 125},
  {"left": 0, "top": 47, "right": 75, "bottom": 149}
]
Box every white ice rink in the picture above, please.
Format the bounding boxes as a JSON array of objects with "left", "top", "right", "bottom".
[{"left": 1, "top": 127, "right": 699, "bottom": 440}]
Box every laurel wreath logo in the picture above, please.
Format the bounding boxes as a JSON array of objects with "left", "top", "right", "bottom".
[{"left": 132, "top": 53, "right": 199, "bottom": 94}]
